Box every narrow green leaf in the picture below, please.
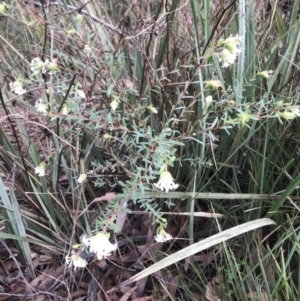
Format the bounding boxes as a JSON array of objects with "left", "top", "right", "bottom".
[{"left": 107, "top": 218, "right": 276, "bottom": 292}]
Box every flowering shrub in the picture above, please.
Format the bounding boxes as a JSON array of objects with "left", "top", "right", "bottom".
[
  {"left": 4, "top": 26, "right": 295, "bottom": 248},
  {"left": 1, "top": 4, "right": 299, "bottom": 295}
]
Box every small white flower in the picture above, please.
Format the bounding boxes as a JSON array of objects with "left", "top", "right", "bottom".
[
  {"left": 218, "top": 34, "right": 242, "bottom": 68},
  {"left": 155, "top": 230, "right": 172, "bottom": 243},
  {"left": 74, "top": 14, "right": 84, "bottom": 23},
  {"left": 65, "top": 253, "right": 87, "bottom": 270},
  {"left": 83, "top": 232, "right": 117, "bottom": 260},
  {"left": 35, "top": 99, "right": 48, "bottom": 115},
  {"left": 46, "top": 59, "right": 59, "bottom": 75},
  {"left": 223, "top": 34, "right": 242, "bottom": 54},
  {"left": 148, "top": 105, "right": 158, "bottom": 114},
  {"left": 103, "top": 133, "right": 113, "bottom": 139},
  {"left": 257, "top": 70, "right": 273, "bottom": 79},
  {"left": 280, "top": 108, "right": 300, "bottom": 121},
  {"left": 205, "top": 80, "right": 223, "bottom": 90},
  {"left": 220, "top": 48, "right": 237, "bottom": 68},
  {"left": 61, "top": 105, "right": 69, "bottom": 115},
  {"left": 68, "top": 29, "right": 77, "bottom": 36},
  {"left": 110, "top": 99, "right": 119, "bottom": 111},
  {"left": 154, "top": 171, "right": 179, "bottom": 193},
  {"left": 205, "top": 95, "right": 213, "bottom": 112},
  {"left": 76, "top": 89, "right": 86, "bottom": 98},
  {"left": 10, "top": 80, "right": 26, "bottom": 95},
  {"left": 206, "top": 95, "right": 213, "bottom": 104},
  {"left": 291, "top": 108, "right": 300, "bottom": 117},
  {"left": 0, "top": 1, "right": 8, "bottom": 13},
  {"left": 31, "top": 57, "right": 46, "bottom": 75},
  {"left": 78, "top": 173, "right": 87, "bottom": 184},
  {"left": 35, "top": 162, "right": 46, "bottom": 177},
  {"left": 83, "top": 44, "right": 92, "bottom": 55}
]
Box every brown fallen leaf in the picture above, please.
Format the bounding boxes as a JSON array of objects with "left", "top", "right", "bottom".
[
  {"left": 205, "top": 275, "right": 222, "bottom": 301},
  {"left": 32, "top": 265, "right": 65, "bottom": 291},
  {"left": 34, "top": 295, "right": 45, "bottom": 301},
  {"left": 119, "top": 285, "right": 137, "bottom": 301},
  {"left": 168, "top": 275, "right": 179, "bottom": 296},
  {"left": 71, "top": 288, "right": 88, "bottom": 298},
  {"left": 115, "top": 203, "right": 128, "bottom": 234}
]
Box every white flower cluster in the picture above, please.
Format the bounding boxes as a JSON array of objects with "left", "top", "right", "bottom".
[
  {"left": 76, "top": 89, "right": 86, "bottom": 98},
  {"left": 61, "top": 105, "right": 69, "bottom": 115},
  {"left": 155, "top": 230, "right": 172, "bottom": 243},
  {"left": 110, "top": 99, "right": 119, "bottom": 111},
  {"left": 83, "top": 44, "right": 92, "bottom": 55},
  {"left": 219, "top": 35, "right": 242, "bottom": 68},
  {"left": 65, "top": 225, "right": 174, "bottom": 271},
  {"left": 31, "top": 57, "right": 58, "bottom": 75},
  {"left": 65, "top": 253, "right": 87, "bottom": 271},
  {"left": 77, "top": 173, "right": 87, "bottom": 184},
  {"left": 83, "top": 232, "right": 117, "bottom": 260},
  {"left": 35, "top": 99, "right": 48, "bottom": 115},
  {"left": 147, "top": 105, "right": 158, "bottom": 113},
  {"left": 154, "top": 171, "right": 179, "bottom": 193},
  {"left": 10, "top": 80, "right": 26, "bottom": 95},
  {"left": 35, "top": 162, "right": 46, "bottom": 176},
  {"left": 65, "top": 232, "right": 118, "bottom": 271}
]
